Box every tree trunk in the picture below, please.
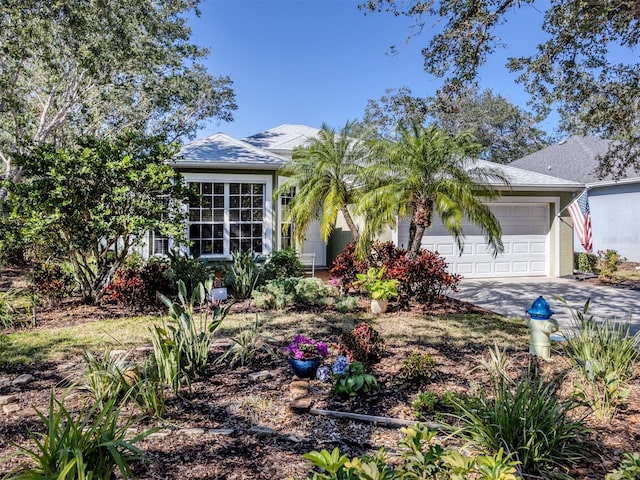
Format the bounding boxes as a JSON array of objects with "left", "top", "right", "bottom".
[
  {"left": 408, "top": 224, "right": 426, "bottom": 259},
  {"left": 407, "top": 195, "right": 434, "bottom": 259},
  {"left": 340, "top": 205, "right": 360, "bottom": 244}
]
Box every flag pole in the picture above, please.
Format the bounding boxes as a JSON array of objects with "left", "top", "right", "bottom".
[{"left": 556, "top": 187, "right": 589, "bottom": 217}]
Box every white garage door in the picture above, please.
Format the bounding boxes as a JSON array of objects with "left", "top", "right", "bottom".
[{"left": 398, "top": 203, "right": 549, "bottom": 278}]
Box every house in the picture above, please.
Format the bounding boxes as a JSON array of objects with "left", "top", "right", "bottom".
[
  {"left": 509, "top": 136, "right": 640, "bottom": 261},
  {"left": 163, "top": 124, "right": 583, "bottom": 278}
]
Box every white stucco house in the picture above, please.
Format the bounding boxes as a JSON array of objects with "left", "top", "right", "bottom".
[
  {"left": 154, "top": 124, "right": 584, "bottom": 278},
  {"left": 510, "top": 136, "right": 640, "bottom": 262}
]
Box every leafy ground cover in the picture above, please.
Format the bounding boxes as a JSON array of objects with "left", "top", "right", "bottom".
[{"left": 0, "top": 268, "right": 639, "bottom": 479}]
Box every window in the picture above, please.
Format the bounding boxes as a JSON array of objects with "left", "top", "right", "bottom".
[
  {"left": 149, "top": 196, "right": 170, "bottom": 256},
  {"left": 279, "top": 188, "right": 294, "bottom": 250},
  {"left": 149, "top": 231, "right": 169, "bottom": 256},
  {"left": 188, "top": 179, "right": 267, "bottom": 257}
]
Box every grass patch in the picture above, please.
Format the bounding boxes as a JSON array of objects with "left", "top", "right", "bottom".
[
  {"left": 0, "top": 310, "right": 526, "bottom": 367},
  {"left": 0, "top": 316, "right": 160, "bottom": 366}
]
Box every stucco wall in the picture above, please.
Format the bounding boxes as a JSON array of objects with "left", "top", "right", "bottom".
[{"left": 589, "top": 184, "right": 640, "bottom": 261}]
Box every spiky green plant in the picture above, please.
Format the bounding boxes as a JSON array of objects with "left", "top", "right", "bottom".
[
  {"left": 152, "top": 278, "right": 231, "bottom": 394},
  {"left": 558, "top": 297, "right": 640, "bottom": 419},
  {"left": 81, "top": 349, "right": 132, "bottom": 404},
  {"left": 215, "top": 315, "right": 276, "bottom": 368},
  {"left": 450, "top": 345, "right": 590, "bottom": 478},
  {"left": 5, "top": 391, "right": 155, "bottom": 480}
]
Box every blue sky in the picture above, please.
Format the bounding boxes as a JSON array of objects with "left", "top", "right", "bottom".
[{"left": 189, "top": 0, "right": 552, "bottom": 140}]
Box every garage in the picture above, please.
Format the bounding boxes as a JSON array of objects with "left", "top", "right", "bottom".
[{"left": 396, "top": 200, "right": 552, "bottom": 278}]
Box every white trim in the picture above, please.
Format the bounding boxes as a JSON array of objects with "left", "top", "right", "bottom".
[{"left": 182, "top": 172, "right": 273, "bottom": 259}]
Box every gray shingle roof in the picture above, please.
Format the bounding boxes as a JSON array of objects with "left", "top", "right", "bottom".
[
  {"left": 175, "top": 133, "right": 286, "bottom": 169},
  {"left": 473, "top": 159, "right": 582, "bottom": 190},
  {"left": 244, "top": 124, "right": 321, "bottom": 152},
  {"left": 509, "top": 136, "right": 640, "bottom": 183}
]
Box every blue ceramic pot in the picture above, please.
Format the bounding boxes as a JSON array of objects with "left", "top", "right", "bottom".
[{"left": 288, "top": 356, "right": 321, "bottom": 379}]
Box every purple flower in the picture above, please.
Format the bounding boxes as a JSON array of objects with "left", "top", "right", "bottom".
[
  {"left": 316, "top": 342, "right": 329, "bottom": 358},
  {"left": 332, "top": 356, "right": 349, "bottom": 375},
  {"left": 287, "top": 334, "right": 330, "bottom": 359},
  {"left": 316, "top": 365, "right": 331, "bottom": 382}
]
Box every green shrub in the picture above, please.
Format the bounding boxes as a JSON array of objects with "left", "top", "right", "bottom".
[
  {"left": 252, "top": 277, "right": 298, "bottom": 309},
  {"left": 598, "top": 249, "right": 624, "bottom": 279},
  {"left": 334, "top": 295, "right": 359, "bottom": 313},
  {"left": 252, "top": 277, "right": 339, "bottom": 310},
  {"left": 166, "top": 247, "right": 211, "bottom": 296},
  {"left": 606, "top": 452, "right": 640, "bottom": 480},
  {"left": 299, "top": 423, "right": 519, "bottom": 480},
  {"left": 262, "top": 248, "right": 304, "bottom": 281},
  {"left": 412, "top": 390, "right": 480, "bottom": 420},
  {"left": 227, "top": 250, "right": 263, "bottom": 299},
  {"left": 332, "top": 360, "right": 379, "bottom": 396},
  {"left": 215, "top": 315, "right": 277, "bottom": 368},
  {"left": 411, "top": 390, "right": 438, "bottom": 417},
  {"left": 575, "top": 252, "right": 598, "bottom": 273},
  {"left": 0, "top": 288, "right": 19, "bottom": 329},
  {"left": 400, "top": 350, "right": 437, "bottom": 383},
  {"left": 294, "top": 277, "right": 337, "bottom": 306},
  {"left": 28, "top": 261, "right": 75, "bottom": 307},
  {"left": 451, "top": 346, "right": 589, "bottom": 478},
  {"left": 5, "top": 391, "right": 154, "bottom": 480},
  {"left": 338, "top": 323, "right": 386, "bottom": 366},
  {"left": 559, "top": 298, "right": 640, "bottom": 420},
  {"left": 152, "top": 279, "right": 230, "bottom": 394}
]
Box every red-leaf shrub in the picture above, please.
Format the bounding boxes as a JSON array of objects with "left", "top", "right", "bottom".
[
  {"left": 338, "top": 323, "right": 386, "bottom": 366},
  {"left": 29, "top": 261, "right": 76, "bottom": 307},
  {"left": 330, "top": 242, "right": 460, "bottom": 306},
  {"left": 105, "top": 262, "right": 172, "bottom": 309}
]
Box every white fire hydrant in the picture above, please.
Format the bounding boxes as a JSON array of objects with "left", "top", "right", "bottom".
[{"left": 525, "top": 296, "right": 559, "bottom": 361}]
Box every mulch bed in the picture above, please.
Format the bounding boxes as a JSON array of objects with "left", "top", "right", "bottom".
[{"left": 1, "top": 267, "right": 640, "bottom": 478}]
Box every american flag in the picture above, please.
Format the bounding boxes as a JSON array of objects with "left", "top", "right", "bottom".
[{"left": 567, "top": 190, "right": 593, "bottom": 254}]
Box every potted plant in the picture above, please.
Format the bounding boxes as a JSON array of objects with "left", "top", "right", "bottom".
[
  {"left": 287, "top": 334, "right": 329, "bottom": 378},
  {"left": 354, "top": 266, "right": 399, "bottom": 314}
]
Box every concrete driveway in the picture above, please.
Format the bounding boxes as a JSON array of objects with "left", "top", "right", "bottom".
[{"left": 450, "top": 277, "right": 640, "bottom": 336}]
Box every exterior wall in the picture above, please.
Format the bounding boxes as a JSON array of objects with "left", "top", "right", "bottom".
[
  {"left": 555, "top": 192, "right": 576, "bottom": 277},
  {"left": 588, "top": 184, "right": 640, "bottom": 261}
]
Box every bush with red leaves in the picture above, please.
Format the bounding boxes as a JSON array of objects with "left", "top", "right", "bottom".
[
  {"left": 105, "top": 262, "right": 172, "bottom": 309},
  {"left": 338, "top": 322, "right": 386, "bottom": 366},
  {"left": 330, "top": 242, "right": 460, "bottom": 306}
]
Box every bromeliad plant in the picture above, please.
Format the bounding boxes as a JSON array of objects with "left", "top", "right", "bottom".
[{"left": 287, "top": 334, "right": 329, "bottom": 360}]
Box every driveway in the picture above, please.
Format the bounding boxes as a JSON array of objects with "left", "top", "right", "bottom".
[{"left": 450, "top": 277, "right": 640, "bottom": 336}]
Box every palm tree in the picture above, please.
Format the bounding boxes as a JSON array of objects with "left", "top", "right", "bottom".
[
  {"left": 275, "top": 121, "right": 367, "bottom": 246},
  {"left": 358, "top": 123, "right": 510, "bottom": 258}
]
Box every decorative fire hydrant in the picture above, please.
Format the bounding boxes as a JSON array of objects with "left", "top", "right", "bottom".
[{"left": 525, "top": 296, "right": 559, "bottom": 361}]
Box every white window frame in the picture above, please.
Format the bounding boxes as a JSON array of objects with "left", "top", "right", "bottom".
[{"left": 182, "top": 173, "right": 273, "bottom": 259}]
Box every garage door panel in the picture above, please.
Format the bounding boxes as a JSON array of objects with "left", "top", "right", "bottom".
[
  {"left": 476, "top": 263, "right": 493, "bottom": 274},
  {"left": 531, "top": 242, "right": 546, "bottom": 253},
  {"left": 495, "top": 262, "right": 511, "bottom": 273},
  {"left": 419, "top": 202, "right": 549, "bottom": 278},
  {"left": 512, "top": 243, "right": 530, "bottom": 254}
]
